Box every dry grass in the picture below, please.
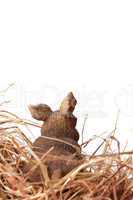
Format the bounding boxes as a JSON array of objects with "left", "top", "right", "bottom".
[{"left": 0, "top": 108, "right": 133, "bottom": 199}]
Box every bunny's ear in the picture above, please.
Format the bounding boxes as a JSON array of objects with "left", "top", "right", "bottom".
[
  {"left": 28, "top": 104, "right": 53, "bottom": 121},
  {"left": 60, "top": 92, "right": 77, "bottom": 115}
]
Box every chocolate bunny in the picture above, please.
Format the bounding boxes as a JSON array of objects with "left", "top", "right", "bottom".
[{"left": 28, "top": 92, "right": 83, "bottom": 180}]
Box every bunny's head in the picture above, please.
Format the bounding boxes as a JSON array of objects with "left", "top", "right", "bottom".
[{"left": 29, "top": 92, "right": 79, "bottom": 142}]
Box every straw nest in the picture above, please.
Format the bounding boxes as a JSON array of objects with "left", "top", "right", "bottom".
[{"left": 0, "top": 109, "right": 133, "bottom": 200}]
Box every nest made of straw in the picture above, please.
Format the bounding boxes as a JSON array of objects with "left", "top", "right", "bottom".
[{"left": 0, "top": 109, "right": 133, "bottom": 200}]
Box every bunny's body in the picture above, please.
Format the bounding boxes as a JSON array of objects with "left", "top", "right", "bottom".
[{"left": 27, "top": 92, "right": 84, "bottom": 180}]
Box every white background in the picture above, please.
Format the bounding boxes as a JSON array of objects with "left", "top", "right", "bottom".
[{"left": 0, "top": 1, "right": 133, "bottom": 153}]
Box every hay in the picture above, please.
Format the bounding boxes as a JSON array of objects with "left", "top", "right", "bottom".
[{"left": 0, "top": 109, "right": 133, "bottom": 199}]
